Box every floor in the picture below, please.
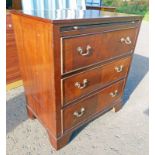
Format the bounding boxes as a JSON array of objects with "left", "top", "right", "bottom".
[{"left": 6, "top": 21, "right": 149, "bottom": 155}]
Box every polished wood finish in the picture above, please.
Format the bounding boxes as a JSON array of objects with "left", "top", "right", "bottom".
[
  {"left": 12, "top": 15, "right": 61, "bottom": 138},
  {"left": 6, "top": 11, "right": 21, "bottom": 84},
  {"left": 11, "top": 10, "right": 142, "bottom": 150},
  {"left": 63, "top": 56, "right": 131, "bottom": 104},
  {"left": 62, "top": 28, "right": 137, "bottom": 73}
]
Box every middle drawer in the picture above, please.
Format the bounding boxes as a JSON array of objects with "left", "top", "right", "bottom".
[{"left": 62, "top": 56, "right": 131, "bottom": 105}]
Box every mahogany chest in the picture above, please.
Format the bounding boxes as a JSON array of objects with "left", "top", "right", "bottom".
[{"left": 11, "top": 10, "right": 142, "bottom": 150}]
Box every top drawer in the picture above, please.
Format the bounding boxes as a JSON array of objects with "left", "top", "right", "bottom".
[{"left": 61, "top": 27, "right": 138, "bottom": 74}]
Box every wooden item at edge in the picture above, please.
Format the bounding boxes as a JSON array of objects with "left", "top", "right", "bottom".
[{"left": 11, "top": 10, "right": 142, "bottom": 150}]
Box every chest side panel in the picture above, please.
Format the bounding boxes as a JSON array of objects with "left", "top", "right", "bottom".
[{"left": 12, "top": 14, "right": 62, "bottom": 137}]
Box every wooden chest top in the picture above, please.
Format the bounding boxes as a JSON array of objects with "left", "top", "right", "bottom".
[{"left": 12, "top": 9, "right": 142, "bottom": 24}]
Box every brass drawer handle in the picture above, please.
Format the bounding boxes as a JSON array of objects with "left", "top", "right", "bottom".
[
  {"left": 115, "top": 65, "right": 124, "bottom": 72},
  {"left": 77, "top": 45, "right": 92, "bottom": 56},
  {"left": 110, "top": 90, "right": 119, "bottom": 98},
  {"left": 121, "top": 36, "right": 132, "bottom": 45},
  {"left": 73, "top": 107, "right": 85, "bottom": 118},
  {"left": 75, "top": 79, "right": 88, "bottom": 89}
]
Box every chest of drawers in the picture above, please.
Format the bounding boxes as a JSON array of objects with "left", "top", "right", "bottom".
[{"left": 11, "top": 10, "right": 142, "bottom": 150}]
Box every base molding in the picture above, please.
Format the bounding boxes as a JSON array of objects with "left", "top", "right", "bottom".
[
  {"left": 51, "top": 99, "right": 123, "bottom": 150},
  {"left": 26, "top": 97, "right": 124, "bottom": 150},
  {"left": 112, "top": 98, "right": 123, "bottom": 112},
  {"left": 47, "top": 131, "right": 72, "bottom": 150}
]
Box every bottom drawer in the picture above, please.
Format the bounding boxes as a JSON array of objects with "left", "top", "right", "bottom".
[{"left": 63, "top": 79, "right": 125, "bottom": 131}]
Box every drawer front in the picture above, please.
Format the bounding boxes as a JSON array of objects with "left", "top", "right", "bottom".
[
  {"left": 63, "top": 79, "right": 125, "bottom": 131},
  {"left": 62, "top": 56, "right": 131, "bottom": 105},
  {"left": 62, "top": 28, "right": 137, "bottom": 74}
]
